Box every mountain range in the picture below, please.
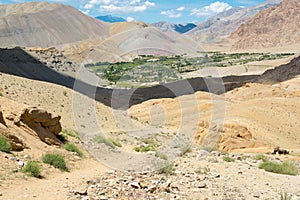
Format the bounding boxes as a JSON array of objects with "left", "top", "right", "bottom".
[
  {"left": 187, "top": 0, "right": 282, "bottom": 43},
  {"left": 151, "top": 21, "right": 197, "bottom": 34},
  {"left": 95, "top": 15, "right": 126, "bottom": 23}
]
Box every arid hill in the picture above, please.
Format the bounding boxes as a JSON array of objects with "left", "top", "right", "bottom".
[
  {"left": 0, "top": 2, "right": 108, "bottom": 47},
  {"left": 230, "top": 0, "right": 300, "bottom": 50},
  {"left": 187, "top": 0, "right": 281, "bottom": 43}
]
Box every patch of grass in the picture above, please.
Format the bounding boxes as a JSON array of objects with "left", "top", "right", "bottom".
[
  {"left": 155, "top": 151, "right": 168, "bottom": 160},
  {"left": 42, "top": 153, "right": 68, "bottom": 172},
  {"left": 253, "top": 154, "right": 268, "bottom": 162},
  {"left": 22, "top": 161, "right": 42, "bottom": 178},
  {"left": 280, "top": 192, "right": 292, "bottom": 200},
  {"left": 195, "top": 166, "right": 210, "bottom": 175},
  {"left": 223, "top": 156, "right": 235, "bottom": 162},
  {"left": 156, "top": 162, "right": 174, "bottom": 175},
  {"left": 134, "top": 145, "right": 156, "bottom": 152},
  {"left": 63, "top": 143, "right": 83, "bottom": 157},
  {"left": 93, "top": 135, "right": 122, "bottom": 149},
  {"left": 0, "top": 92, "right": 3, "bottom": 96},
  {"left": 259, "top": 161, "right": 298, "bottom": 176},
  {"left": 180, "top": 145, "right": 192, "bottom": 156},
  {"left": 201, "top": 146, "right": 218, "bottom": 152},
  {"left": 0, "top": 135, "right": 11, "bottom": 153},
  {"left": 62, "top": 129, "right": 79, "bottom": 139}
]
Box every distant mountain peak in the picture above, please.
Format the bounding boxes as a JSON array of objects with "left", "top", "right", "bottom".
[
  {"left": 151, "top": 21, "right": 197, "bottom": 34},
  {"left": 95, "top": 15, "right": 126, "bottom": 23}
]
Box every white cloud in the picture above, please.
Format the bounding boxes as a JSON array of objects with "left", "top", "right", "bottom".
[
  {"left": 176, "top": 6, "right": 185, "bottom": 11},
  {"left": 190, "top": 1, "right": 232, "bottom": 17},
  {"left": 83, "top": 0, "right": 155, "bottom": 14},
  {"left": 161, "top": 10, "right": 182, "bottom": 18},
  {"left": 126, "top": 16, "right": 135, "bottom": 22}
]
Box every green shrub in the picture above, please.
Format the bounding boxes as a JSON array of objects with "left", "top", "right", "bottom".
[
  {"left": 253, "top": 154, "right": 268, "bottom": 162},
  {"left": 93, "top": 135, "right": 122, "bottom": 149},
  {"left": 134, "top": 145, "right": 156, "bottom": 152},
  {"left": 157, "top": 162, "right": 174, "bottom": 175},
  {"left": 0, "top": 92, "right": 3, "bottom": 96},
  {"left": 22, "top": 161, "right": 42, "bottom": 178},
  {"left": 223, "top": 156, "right": 235, "bottom": 162},
  {"left": 62, "top": 129, "right": 79, "bottom": 139},
  {"left": 63, "top": 143, "right": 83, "bottom": 157},
  {"left": 259, "top": 161, "right": 298, "bottom": 176},
  {"left": 42, "top": 153, "right": 68, "bottom": 172},
  {"left": 180, "top": 145, "right": 192, "bottom": 156},
  {"left": 0, "top": 135, "right": 11, "bottom": 153},
  {"left": 281, "top": 192, "right": 292, "bottom": 200}
]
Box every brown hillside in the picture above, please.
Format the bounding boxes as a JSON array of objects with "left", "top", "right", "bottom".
[
  {"left": 230, "top": 0, "right": 300, "bottom": 50},
  {"left": 0, "top": 2, "right": 108, "bottom": 47}
]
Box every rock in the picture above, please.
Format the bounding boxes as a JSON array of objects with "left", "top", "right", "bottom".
[
  {"left": 18, "top": 160, "right": 24, "bottom": 168},
  {"left": 24, "top": 154, "right": 30, "bottom": 159},
  {"left": 130, "top": 182, "right": 140, "bottom": 189},
  {"left": 81, "top": 197, "right": 89, "bottom": 200},
  {"left": 138, "top": 180, "right": 148, "bottom": 189},
  {"left": 148, "top": 185, "right": 157, "bottom": 193},
  {"left": 170, "top": 182, "right": 180, "bottom": 191},
  {"left": 17, "top": 107, "right": 62, "bottom": 145},
  {"left": 197, "top": 150, "right": 209, "bottom": 159},
  {"left": 253, "top": 193, "right": 260, "bottom": 198},
  {"left": 0, "top": 110, "right": 7, "bottom": 127},
  {"left": 73, "top": 187, "right": 87, "bottom": 195},
  {"left": 198, "top": 183, "right": 207, "bottom": 188},
  {"left": 0, "top": 192, "right": 2, "bottom": 196}
]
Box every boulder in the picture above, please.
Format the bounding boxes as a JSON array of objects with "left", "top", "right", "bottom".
[{"left": 16, "top": 107, "right": 62, "bottom": 145}]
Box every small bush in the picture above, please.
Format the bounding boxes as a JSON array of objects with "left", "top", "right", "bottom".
[
  {"left": 223, "top": 156, "right": 235, "bottom": 162},
  {"left": 0, "top": 92, "right": 3, "bottom": 96},
  {"left": 157, "top": 162, "right": 174, "bottom": 175},
  {"left": 93, "top": 135, "right": 122, "bottom": 149},
  {"left": 281, "top": 192, "right": 292, "bottom": 200},
  {"left": 259, "top": 161, "right": 298, "bottom": 176},
  {"left": 63, "top": 143, "right": 83, "bottom": 157},
  {"left": 62, "top": 129, "right": 79, "bottom": 139},
  {"left": 180, "top": 145, "right": 192, "bottom": 156},
  {"left": 134, "top": 145, "right": 156, "bottom": 152},
  {"left": 253, "top": 154, "right": 268, "bottom": 162},
  {"left": 0, "top": 135, "right": 11, "bottom": 153},
  {"left": 22, "top": 161, "right": 42, "bottom": 178},
  {"left": 42, "top": 153, "right": 68, "bottom": 172}
]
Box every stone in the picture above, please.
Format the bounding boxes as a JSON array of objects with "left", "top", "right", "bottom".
[
  {"left": 138, "top": 180, "right": 148, "bottom": 189},
  {"left": 0, "top": 110, "right": 7, "bottom": 127},
  {"left": 130, "top": 182, "right": 140, "bottom": 189},
  {"left": 198, "top": 183, "right": 207, "bottom": 188},
  {"left": 148, "top": 185, "right": 157, "bottom": 193}
]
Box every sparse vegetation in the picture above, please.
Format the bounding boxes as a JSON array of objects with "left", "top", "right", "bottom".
[
  {"left": 223, "top": 156, "right": 235, "bottom": 162},
  {"left": 63, "top": 143, "right": 83, "bottom": 157},
  {"left": 62, "top": 129, "right": 79, "bottom": 139},
  {"left": 0, "top": 92, "right": 3, "bottom": 96},
  {"left": 259, "top": 161, "right": 298, "bottom": 176},
  {"left": 253, "top": 154, "right": 268, "bottom": 162},
  {"left": 0, "top": 135, "right": 11, "bottom": 153},
  {"left": 93, "top": 135, "right": 122, "bottom": 149},
  {"left": 180, "top": 145, "right": 192, "bottom": 156},
  {"left": 201, "top": 146, "right": 218, "bottom": 152},
  {"left": 156, "top": 162, "right": 174, "bottom": 175},
  {"left": 280, "top": 192, "right": 292, "bottom": 200},
  {"left": 22, "top": 161, "right": 42, "bottom": 178},
  {"left": 195, "top": 166, "right": 210, "bottom": 175},
  {"left": 155, "top": 151, "right": 168, "bottom": 160},
  {"left": 42, "top": 153, "right": 68, "bottom": 172},
  {"left": 134, "top": 145, "right": 156, "bottom": 152}
]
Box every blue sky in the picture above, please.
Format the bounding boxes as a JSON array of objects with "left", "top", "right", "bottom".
[{"left": 1, "top": 0, "right": 267, "bottom": 23}]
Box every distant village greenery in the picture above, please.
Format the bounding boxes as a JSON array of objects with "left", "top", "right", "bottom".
[{"left": 85, "top": 52, "right": 294, "bottom": 87}]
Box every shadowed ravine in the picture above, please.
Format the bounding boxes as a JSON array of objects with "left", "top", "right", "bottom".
[{"left": 0, "top": 47, "right": 299, "bottom": 109}]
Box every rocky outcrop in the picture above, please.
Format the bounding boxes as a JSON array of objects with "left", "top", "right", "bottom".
[
  {"left": 0, "top": 110, "right": 6, "bottom": 127},
  {"left": 16, "top": 107, "right": 62, "bottom": 145}
]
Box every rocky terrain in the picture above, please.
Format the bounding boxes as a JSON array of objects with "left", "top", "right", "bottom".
[{"left": 230, "top": 0, "right": 300, "bottom": 50}]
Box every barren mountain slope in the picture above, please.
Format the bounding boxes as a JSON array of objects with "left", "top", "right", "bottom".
[
  {"left": 0, "top": 2, "right": 108, "bottom": 48},
  {"left": 230, "top": 0, "right": 300, "bottom": 50},
  {"left": 187, "top": 0, "right": 281, "bottom": 43}
]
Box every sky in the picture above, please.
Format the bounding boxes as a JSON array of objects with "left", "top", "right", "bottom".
[{"left": 0, "top": 0, "right": 267, "bottom": 23}]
